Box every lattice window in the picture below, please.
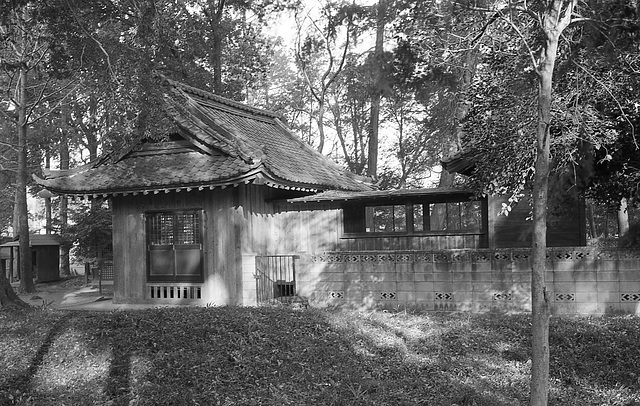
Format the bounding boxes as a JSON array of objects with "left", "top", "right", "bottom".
[
  {"left": 148, "top": 213, "right": 174, "bottom": 245},
  {"left": 146, "top": 210, "right": 203, "bottom": 283},
  {"left": 330, "top": 291, "right": 344, "bottom": 299},
  {"left": 175, "top": 213, "right": 201, "bottom": 245}
]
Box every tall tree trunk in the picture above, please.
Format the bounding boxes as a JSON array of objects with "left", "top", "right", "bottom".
[
  {"left": 317, "top": 101, "right": 326, "bottom": 154},
  {"left": 367, "top": 0, "right": 387, "bottom": 179},
  {"left": 207, "top": 0, "right": 226, "bottom": 94},
  {"left": 0, "top": 271, "right": 29, "bottom": 310},
  {"left": 530, "top": 2, "right": 575, "bottom": 405},
  {"left": 44, "top": 151, "right": 51, "bottom": 234},
  {"left": 587, "top": 202, "right": 597, "bottom": 239},
  {"left": 17, "top": 64, "right": 35, "bottom": 293},
  {"left": 59, "top": 107, "right": 71, "bottom": 276},
  {"left": 618, "top": 197, "right": 629, "bottom": 236}
]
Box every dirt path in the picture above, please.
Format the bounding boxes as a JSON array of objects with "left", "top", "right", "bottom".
[{"left": 13, "top": 277, "right": 113, "bottom": 309}]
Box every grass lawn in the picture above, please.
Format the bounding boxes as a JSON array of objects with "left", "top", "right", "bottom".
[{"left": 1, "top": 306, "right": 639, "bottom": 406}]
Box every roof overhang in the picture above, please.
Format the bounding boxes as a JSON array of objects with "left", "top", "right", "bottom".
[
  {"left": 33, "top": 167, "right": 327, "bottom": 201},
  {"left": 0, "top": 234, "right": 62, "bottom": 247},
  {"left": 284, "top": 187, "right": 478, "bottom": 204}
]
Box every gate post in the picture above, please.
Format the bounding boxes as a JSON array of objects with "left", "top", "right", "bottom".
[{"left": 241, "top": 254, "right": 257, "bottom": 306}]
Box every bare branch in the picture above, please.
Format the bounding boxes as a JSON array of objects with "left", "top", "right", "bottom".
[
  {"left": 63, "top": 0, "right": 119, "bottom": 84},
  {"left": 29, "top": 80, "right": 81, "bottom": 125}
]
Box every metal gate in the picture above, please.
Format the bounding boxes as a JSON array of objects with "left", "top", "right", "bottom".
[{"left": 255, "top": 255, "right": 298, "bottom": 304}]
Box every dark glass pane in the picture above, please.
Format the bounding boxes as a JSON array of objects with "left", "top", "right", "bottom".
[
  {"left": 373, "top": 206, "right": 394, "bottom": 232},
  {"left": 413, "top": 204, "right": 424, "bottom": 232},
  {"left": 430, "top": 203, "right": 447, "bottom": 230},
  {"left": 461, "top": 201, "right": 481, "bottom": 230},
  {"left": 393, "top": 205, "right": 406, "bottom": 232},
  {"left": 175, "top": 248, "right": 202, "bottom": 275},
  {"left": 149, "top": 250, "right": 174, "bottom": 276},
  {"left": 447, "top": 202, "right": 462, "bottom": 229}
]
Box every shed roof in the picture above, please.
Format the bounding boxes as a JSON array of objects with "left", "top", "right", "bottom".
[
  {"left": 285, "top": 187, "right": 477, "bottom": 203},
  {"left": 34, "top": 76, "right": 373, "bottom": 197},
  {"left": 0, "top": 234, "right": 62, "bottom": 247}
]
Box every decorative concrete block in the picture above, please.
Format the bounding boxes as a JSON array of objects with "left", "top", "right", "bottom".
[
  {"left": 619, "top": 271, "right": 640, "bottom": 282},
  {"left": 433, "top": 282, "right": 453, "bottom": 291},
  {"left": 619, "top": 302, "right": 640, "bottom": 315},
  {"left": 512, "top": 272, "right": 532, "bottom": 283},
  {"left": 552, "top": 303, "right": 577, "bottom": 314},
  {"left": 415, "top": 281, "right": 434, "bottom": 293},
  {"left": 433, "top": 271, "right": 453, "bottom": 282},
  {"left": 597, "top": 282, "right": 620, "bottom": 292},
  {"left": 553, "top": 271, "right": 577, "bottom": 282},
  {"left": 471, "top": 272, "right": 493, "bottom": 283},
  {"left": 397, "top": 281, "right": 416, "bottom": 292},
  {"left": 597, "top": 271, "right": 619, "bottom": 282},
  {"left": 574, "top": 271, "right": 597, "bottom": 282},
  {"left": 414, "top": 272, "right": 434, "bottom": 282},
  {"left": 575, "top": 302, "right": 600, "bottom": 314},
  {"left": 575, "top": 291, "right": 598, "bottom": 303},
  {"left": 317, "top": 281, "right": 346, "bottom": 291},
  {"left": 397, "top": 291, "right": 417, "bottom": 302},
  {"left": 553, "top": 282, "right": 578, "bottom": 292},
  {"left": 454, "top": 272, "right": 472, "bottom": 282},
  {"left": 575, "top": 281, "right": 598, "bottom": 292}
]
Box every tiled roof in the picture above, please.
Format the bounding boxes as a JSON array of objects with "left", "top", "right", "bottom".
[
  {"left": 286, "top": 187, "right": 475, "bottom": 203},
  {"left": 35, "top": 77, "right": 373, "bottom": 196}
]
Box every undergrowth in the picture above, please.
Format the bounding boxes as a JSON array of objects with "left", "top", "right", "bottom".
[{"left": 1, "top": 308, "right": 639, "bottom": 406}]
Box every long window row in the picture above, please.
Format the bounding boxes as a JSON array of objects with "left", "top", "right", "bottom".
[{"left": 344, "top": 199, "right": 486, "bottom": 235}]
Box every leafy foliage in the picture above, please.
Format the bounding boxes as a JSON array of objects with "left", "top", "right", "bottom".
[{"left": 63, "top": 201, "right": 112, "bottom": 263}]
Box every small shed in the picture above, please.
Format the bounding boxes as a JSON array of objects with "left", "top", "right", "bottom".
[{"left": 0, "top": 234, "right": 61, "bottom": 283}]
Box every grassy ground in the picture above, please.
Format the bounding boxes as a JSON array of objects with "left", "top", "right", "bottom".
[{"left": 1, "top": 306, "right": 639, "bottom": 406}]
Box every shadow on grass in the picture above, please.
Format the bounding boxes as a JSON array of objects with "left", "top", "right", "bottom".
[
  {"left": 103, "top": 313, "right": 134, "bottom": 406},
  {"left": 0, "top": 313, "right": 74, "bottom": 404}
]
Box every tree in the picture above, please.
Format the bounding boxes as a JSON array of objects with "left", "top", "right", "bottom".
[
  {"left": 452, "top": 1, "right": 640, "bottom": 404},
  {"left": 367, "top": 0, "right": 388, "bottom": 179},
  {"left": 1, "top": 1, "right": 61, "bottom": 294},
  {"left": 295, "top": 1, "right": 365, "bottom": 154},
  {"left": 0, "top": 271, "right": 29, "bottom": 310}
]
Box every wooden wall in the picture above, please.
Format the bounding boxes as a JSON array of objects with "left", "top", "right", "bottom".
[
  {"left": 35, "top": 245, "right": 60, "bottom": 283},
  {"left": 109, "top": 184, "right": 588, "bottom": 305},
  {"left": 112, "top": 188, "right": 245, "bottom": 304}
]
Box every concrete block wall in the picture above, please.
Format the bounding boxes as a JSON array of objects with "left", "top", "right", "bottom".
[{"left": 296, "top": 248, "right": 640, "bottom": 315}]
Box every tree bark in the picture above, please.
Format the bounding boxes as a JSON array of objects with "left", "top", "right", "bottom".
[
  {"left": 0, "top": 271, "right": 29, "bottom": 310},
  {"left": 17, "top": 63, "right": 35, "bottom": 293},
  {"left": 618, "top": 197, "right": 629, "bottom": 236},
  {"left": 44, "top": 151, "right": 52, "bottom": 234},
  {"left": 59, "top": 106, "right": 71, "bottom": 276},
  {"left": 207, "top": 0, "right": 226, "bottom": 94},
  {"left": 530, "top": 2, "right": 575, "bottom": 405},
  {"left": 367, "top": 0, "right": 387, "bottom": 179}
]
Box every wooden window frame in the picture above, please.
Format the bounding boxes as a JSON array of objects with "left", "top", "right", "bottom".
[
  {"left": 342, "top": 197, "right": 488, "bottom": 238},
  {"left": 145, "top": 210, "right": 204, "bottom": 283}
]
